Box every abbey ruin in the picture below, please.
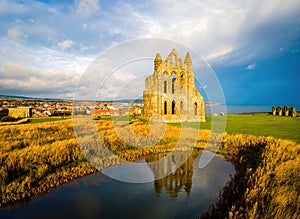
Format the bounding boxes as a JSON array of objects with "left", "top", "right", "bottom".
[{"left": 143, "top": 49, "right": 205, "bottom": 122}]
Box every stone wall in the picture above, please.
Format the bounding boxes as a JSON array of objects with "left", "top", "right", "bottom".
[{"left": 8, "top": 107, "right": 32, "bottom": 118}]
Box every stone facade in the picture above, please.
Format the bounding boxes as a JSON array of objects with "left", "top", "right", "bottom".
[
  {"left": 143, "top": 49, "right": 205, "bottom": 122},
  {"left": 8, "top": 107, "right": 32, "bottom": 118}
]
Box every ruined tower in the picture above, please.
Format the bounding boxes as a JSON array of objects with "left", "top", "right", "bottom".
[{"left": 143, "top": 49, "right": 205, "bottom": 122}]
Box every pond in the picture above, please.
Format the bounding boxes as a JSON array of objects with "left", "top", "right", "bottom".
[{"left": 0, "top": 152, "right": 235, "bottom": 219}]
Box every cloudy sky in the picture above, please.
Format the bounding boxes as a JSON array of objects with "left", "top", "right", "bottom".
[{"left": 0, "top": 0, "right": 299, "bottom": 105}]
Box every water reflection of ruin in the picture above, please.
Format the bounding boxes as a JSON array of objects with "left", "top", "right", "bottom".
[{"left": 146, "top": 151, "right": 198, "bottom": 199}]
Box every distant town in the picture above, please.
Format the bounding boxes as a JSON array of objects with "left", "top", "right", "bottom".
[{"left": 0, "top": 95, "right": 143, "bottom": 120}]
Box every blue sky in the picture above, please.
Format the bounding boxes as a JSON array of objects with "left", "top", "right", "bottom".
[{"left": 0, "top": 0, "right": 299, "bottom": 105}]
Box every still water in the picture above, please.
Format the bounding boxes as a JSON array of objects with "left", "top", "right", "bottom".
[
  {"left": 0, "top": 152, "right": 235, "bottom": 219},
  {"left": 206, "top": 104, "right": 300, "bottom": 115}
]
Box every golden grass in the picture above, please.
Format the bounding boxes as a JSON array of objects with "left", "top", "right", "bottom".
[
  {"left": 0, "top": 121, "right": 95, "bottom": 205},
  {"left": 0, "top": 118, "right": 29, "bottom": 126},
  {"left": 0, "top": 119, "right": 207, "bottom": 206},
  {"left": 201, "top": 134, "right": 300, "bottom": 219},
  {"left": 0, "top": 118, "right": 299, "bottom": 219}
]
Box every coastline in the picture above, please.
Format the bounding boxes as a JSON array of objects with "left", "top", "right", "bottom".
[{"left": 205, "top": 104, "right": 300, "bottom": 115}]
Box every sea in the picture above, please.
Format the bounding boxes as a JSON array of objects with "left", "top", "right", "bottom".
[{"left": 205, "top": 105, "right": 300, "bottom": 115}]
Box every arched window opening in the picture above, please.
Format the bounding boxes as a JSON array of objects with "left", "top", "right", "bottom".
[
  {"left": 172, "top": 72, "right": 176, "bottom": 94},
  {"left": 172, "top": 54, "right": 176, "bottom": 67},
  {"left": 194, "top": 102, "right": 198, "bottom": 116},
  {"left": 179, "top": 72, "right": 184, "bottom": 93},
  {"left": 164, "top": 73, "right": 167, "bottom": 93},
  {"left": 172, "top": 155, "right": 176, "bottom": 164},
  {"left": 164, "top": 101, "right": 167, "bottom": 115},
  {"left": 172, "top": 100, "right": 176, "bottom": 115}
]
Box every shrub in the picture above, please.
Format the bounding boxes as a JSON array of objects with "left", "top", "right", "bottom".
[{"left": 1, "top": 116, "right": 18, "bottom": 122}]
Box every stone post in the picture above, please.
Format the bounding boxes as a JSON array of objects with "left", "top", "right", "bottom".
[
  {"left": 277, "top": 106, "right": 282, "bottom": 116},
  {"left": 272, "top": 106, "right": 276, "bottom": 115},
  {"left": 284, "top": 105, "right": 289, "bottom": 116},
  {"left": 290, "top": 107, "right": 297, "bottom": 117}
]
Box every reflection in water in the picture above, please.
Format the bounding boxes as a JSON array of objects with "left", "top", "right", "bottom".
[
  {"left": 146, "top": 151, "right": 198, "bottom": 199},
  {"left": 0, "top": 152, "right": 235, "bottom": 219}
]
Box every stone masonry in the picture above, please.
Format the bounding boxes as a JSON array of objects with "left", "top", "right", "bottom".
[
  {"left": 8, "top": 107, "right": 32, "bottom": 118},
  {"left": 143, "top": 49, "right": 205, "bottom": 122}
]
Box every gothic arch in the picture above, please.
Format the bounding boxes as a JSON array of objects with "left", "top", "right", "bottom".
[
  {"left": 172, "top": 54, "right": 176, "bottom": 67},
  {"left": 172, "top": 100, "right": 176, "bottom": 115},
  {"left": 171, "top": 72, "right": 176, "bottom": 94},
  {"left": 164, "top": 101, "right": 167, "bottom": 115},
  {"left": 164, "top": 72, "right": 167, "bottom": 93}
]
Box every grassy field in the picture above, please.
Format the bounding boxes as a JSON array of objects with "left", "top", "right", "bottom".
[
  {"left": 27, "top": 117, "right": 71, "bottom": 123},
  {"left": 201, "top": 134, "right": 300, "bottom": 219},
  {"left": 0, "top": 119, "right": 207, "bottom": 206},
  {"left": 0, "top": 115, "right": 299, "bottom": 218},
  {"left": 171, "top": 114, "right": 300, "bottom": 143}
]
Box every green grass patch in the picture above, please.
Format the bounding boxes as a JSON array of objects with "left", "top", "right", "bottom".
[
  {"left": 95, "top": 115, "right": 148, "bottom": 123},
  {"left": 94, "top": 115, "right": 131, "bottom": 121},
  {"left": 170, "top": 114, "right": 300, "bottom": 143},
  {"left": 28, "top": 117, "right": 71, "bottom": 124}
]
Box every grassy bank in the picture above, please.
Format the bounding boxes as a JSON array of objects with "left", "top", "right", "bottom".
[
  {"left": 27, "top": 117, "right": 71, "bottom": 123},
  {"left": 201, "top": 134, "right": 300, "bottom": 219},
  {"left": 0, "top": 119, "right": 208, "bottom": 206},
  {"left": 0, "top": 121, "right": 96, "bottom": 206},
  {"left": 172, "top": 114, "right": 300, "bottom": 143},
  {"left": 0, "top": 116, "right": 299, "bottom": 219},
  {"left": 0, "top": 118, "right": 29, "bottom": 126}
]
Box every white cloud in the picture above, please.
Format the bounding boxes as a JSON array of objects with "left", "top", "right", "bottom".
[
  {"left": 7, "top": 28, "right": 24, "bottom": 42},
  {"left": 0, "top": 38, "right": 94, "bottom": 98},
  {"left": 204, "top": 46, "right": 234, "bottom": 61},
  {"left": 246, "top": 63, "right": 256, "bottom": 70},
  {"left": 57, "top": 40, "right": 76, "bottom": 50},
  {"left": 0, "top": 62, "right": 80, "bottom": 98},
  {"left": 118, "top": 0, "right": 300, "bottom": 66},
  {"left": 118, "top": 1, "right": 246, "bottom": 63},
  {"left": 81, "top": 23, "right": 88, "bottom": 31},
  {"left": 0, "top": 0, "right": 299, "bottom": 99},
  {"left": 1, "top": 62, "right": 38, "bottom": 79},
  {"left": 75, "top": 0, "right": 100, "bottom": 16},
  {"left": 0, "top": 1, "right": 29, "bottom": 15}
]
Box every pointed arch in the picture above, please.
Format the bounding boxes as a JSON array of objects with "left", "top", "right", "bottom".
[
  {"left": 171, "top": 72, "right": 176, "bottom": 94},
  {"left": 164, "top": 72, "right": 167, "bottom": 93},
  {"left": 172, "top": 100, "right": 176, "bottom": 115},
  {"left": 172, "top": 54, "right": 176, "bottom": 67},
  {"left": 164, "top": 101, "right": 167, "bottom": 115}
]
